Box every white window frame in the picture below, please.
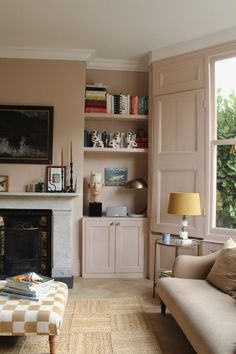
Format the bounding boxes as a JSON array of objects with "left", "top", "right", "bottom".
[{"left": 208, "top": 51, "right": 236, "bottom": 240}]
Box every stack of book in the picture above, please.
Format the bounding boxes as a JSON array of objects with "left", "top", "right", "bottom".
[
  {"left": 106, "top": 94, "right": 148, "bottom": 115},
  {"left": 85, "top": 83, "right": 107, "bottom": 113},
  {"left": 135, "top": 137, "right": 148, "bottom": 148},
  {"left": 1, "top": 272, "right": 54, "bottom": 301}
]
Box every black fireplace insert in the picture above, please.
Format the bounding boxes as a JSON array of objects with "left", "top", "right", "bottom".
[{"left": 0, "top": 209, "right": 52, "bottom": 278}]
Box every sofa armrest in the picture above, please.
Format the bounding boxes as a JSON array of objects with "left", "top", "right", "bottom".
[{"left": 172, "top": 250, "right": 220, "bottom": 279}]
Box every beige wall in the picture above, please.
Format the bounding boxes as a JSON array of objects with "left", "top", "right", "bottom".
[
  {"left": 0, "top": 61, "right": 148, "bottom": 276},
  {"left": 0, "top": 58, "right": 86, "bottom": 275},
  {"left": 86, "top": 69, "right": 148, "bottom": 96}
]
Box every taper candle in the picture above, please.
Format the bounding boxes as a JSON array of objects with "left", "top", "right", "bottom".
[
  {"left": 61, "top": 147, "right": 64, "bottom": 166},
  {"left": 48, "top": 161, "right": 51, "bottom": 182},
  {"left": 70, "top": 142, "right": 73, "bottom": 164}
]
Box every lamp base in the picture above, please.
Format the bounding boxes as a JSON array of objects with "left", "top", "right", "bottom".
[{"left": 180, "top": 230, "right": 188, "bottom": 240}]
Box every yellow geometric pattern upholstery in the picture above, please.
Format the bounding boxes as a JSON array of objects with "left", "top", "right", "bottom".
[{"left": 0, "top": 281, "right": 68, "bottom": 336}]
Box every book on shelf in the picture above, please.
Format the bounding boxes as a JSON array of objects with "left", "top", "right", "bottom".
[
  {"left": 85, "top": 93, "right": 107, "bottom": 100},
  {"left": 85, "top": 90, "right": 107, "bottom": 96},
  {"left": 85, "top": 107, "right": 107, "bottom": 113},
  {"left": 135, "top": 137, "right": 148, "bottom": 148},
  {"left": 131, "top": 96, "right": 139, "bottom": 115},
  {"left": 139, "top": 96, "right": 148, "bottom": 115},
  {"left": 6, "top": 272, "right": 54, "bottom": 291},
  {"left": 86, "top": 83, "right": 108, "bottom": 90},
  {"left": 85, "top": 99, "right": 106, "bottom": 105},
  {"left": 119, "top": 94, "right": 130, "bottom": 115}
]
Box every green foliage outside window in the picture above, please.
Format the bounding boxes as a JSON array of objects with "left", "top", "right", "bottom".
[{"left": 217, "top": 88, "right": 236, "bottom": 228}]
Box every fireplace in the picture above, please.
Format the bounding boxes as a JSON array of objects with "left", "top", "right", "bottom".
[
  {"left": 0, "top": 192, "right": 79, "bottom": 279},
  {"left": 0, "top": 209, "right": 51, "bottom": 277}
]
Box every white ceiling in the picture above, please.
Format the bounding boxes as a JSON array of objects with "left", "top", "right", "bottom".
[{"left": 1, "top": 0, "right": 236, "bottom": 70}]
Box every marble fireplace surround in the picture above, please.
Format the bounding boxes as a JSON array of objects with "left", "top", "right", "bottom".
[{"left": 0, "top": 192, "right": 79, "bottom": 278}]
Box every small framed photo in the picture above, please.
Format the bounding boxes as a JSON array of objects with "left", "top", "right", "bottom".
[
  {"left": 105, "top": 167, "right": 128, "bottom": 186},
  {"left": 46, "top": 166, "right": 66, "bottom": 192},
  {"left": 0, "top": 175, "right": 9, "bottom": 192}
]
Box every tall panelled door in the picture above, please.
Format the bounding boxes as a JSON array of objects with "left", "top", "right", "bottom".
[{"left": 82, "top": 217, "right": 147, "bottom": 278}]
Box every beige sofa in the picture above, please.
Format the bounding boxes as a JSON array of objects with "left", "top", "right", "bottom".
[{"left": 156, "top": 250, "right": 236, "bottom": 354}]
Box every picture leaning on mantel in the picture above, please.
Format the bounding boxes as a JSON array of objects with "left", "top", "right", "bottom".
[{"left": 0, "top": 105, "right": 53, "bottom": 164}]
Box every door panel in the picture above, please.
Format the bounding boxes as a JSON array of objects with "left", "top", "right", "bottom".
[
  {"left": 115, "top": 220, "right": 145, "bottom": 273},
  {"left": 84, "top": 220, "right": 115, "bottom": 274},
  {"left": 151, "top": 89, "right": 205, "bottom": 237}
]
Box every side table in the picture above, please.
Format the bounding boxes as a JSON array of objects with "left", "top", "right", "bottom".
[{"left": 153, "top": 238, "right": 200, "bottom": 297}]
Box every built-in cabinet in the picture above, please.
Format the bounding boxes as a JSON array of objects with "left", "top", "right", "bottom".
[
  {"left": 149, "top": 52, "right": 206, "bottom": 274},
  {"left": 82, "top": 71, "right": 149, "bottom": 278},
  {"left": 82, "top": 217, "right": 147, "bottom": 277},
  {"left": 151, "top": 52, "right": 205, "bottom": 237},
  {"left": 153, "top": 54, "right": 204, "bottom": 96}
]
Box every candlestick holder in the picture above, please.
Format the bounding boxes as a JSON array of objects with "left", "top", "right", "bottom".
[
  {"left": 61, "top": 167, "right": 64, "bottom": 192},
  {"left": 66, "top": 162, "right": 74, "bottom": 192}
]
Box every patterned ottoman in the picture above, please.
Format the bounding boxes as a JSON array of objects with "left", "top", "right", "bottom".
[{"left": 0, "top": 281, "right": 68, "bottom": 354}]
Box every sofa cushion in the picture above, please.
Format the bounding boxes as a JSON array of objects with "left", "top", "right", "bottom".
[
  {"left": 224, "top": 237, "right": 236, "bottom": 248},
  {"left": 207, "top": 248, "right": 236, "bottom": 296}
]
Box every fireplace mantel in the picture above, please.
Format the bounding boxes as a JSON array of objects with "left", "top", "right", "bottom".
[
  {"left": 0, "top": 192, "right": 80, "bottom": 278},
  {"left": 0, "top": 192, "right": 79, "bottom": 197}
]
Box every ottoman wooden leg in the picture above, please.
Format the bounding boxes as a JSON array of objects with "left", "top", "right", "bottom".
[{"left": 49, "top": 335, "right": 58, "bottom": 354}]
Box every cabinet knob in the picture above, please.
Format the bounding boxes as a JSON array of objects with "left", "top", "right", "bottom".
[
  {"left": 116, "top": 222, "right": 120, "bottom": 226},
  {"left": 110, "top": 222, "right": 114, "bottom": 226}
]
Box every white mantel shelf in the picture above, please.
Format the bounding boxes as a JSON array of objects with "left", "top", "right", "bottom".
[{"left": 0, "top": 192, "right": 79, "bottom": 197}]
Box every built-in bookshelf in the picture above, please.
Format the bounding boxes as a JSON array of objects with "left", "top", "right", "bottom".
[
  {"left": 83, "top": 77, "right": 149, "bottom": 217},
  {"left": 84, "top": 112, "right": 148, "bottom": 152}
]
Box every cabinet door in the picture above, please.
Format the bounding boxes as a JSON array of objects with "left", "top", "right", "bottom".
[
  {"left": 115, "top": 219, "right": 146, "bottom": 274},
  {"left": 153, "top": 54, "right": 204, "bottom": 96},
  {"left": 83, "top": 219, "right": 115, "bottom": 275}
]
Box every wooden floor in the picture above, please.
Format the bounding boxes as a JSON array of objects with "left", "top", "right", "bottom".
[{"left": 69, "top": 277, "right": 154, "bottom": 298}]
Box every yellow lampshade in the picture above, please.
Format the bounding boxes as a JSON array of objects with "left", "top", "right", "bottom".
[{"left": 168, "top": 192, "right": 201, "bottom": 216}]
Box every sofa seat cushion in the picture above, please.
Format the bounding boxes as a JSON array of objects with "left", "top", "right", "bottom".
[{"left": 157, "top": 277, "right": 236, "bottom": 354}]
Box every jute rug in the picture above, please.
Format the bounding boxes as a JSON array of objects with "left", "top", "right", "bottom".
[{"left": 0, "top": 296, "right": 163, "bottom": 354}]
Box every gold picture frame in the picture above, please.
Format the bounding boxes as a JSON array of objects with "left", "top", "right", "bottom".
[{"left": 0, "top": 175, "right": 9, "bottom": 192}]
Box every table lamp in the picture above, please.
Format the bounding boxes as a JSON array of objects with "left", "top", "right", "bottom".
[
  {"left": 167, "top": 192, "right": 201, "bottom": 239},
  {"left": 125, "top": 178, "right": 148, "bottom": 217}
]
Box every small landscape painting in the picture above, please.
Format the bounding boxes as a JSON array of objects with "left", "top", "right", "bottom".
[{"left": 105, "top": 167, "right": 128, "bottom": 186}]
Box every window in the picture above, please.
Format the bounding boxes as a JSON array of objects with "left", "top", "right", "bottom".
[{"left": 210, "top": 55, "right": 236, "bottom": 234}]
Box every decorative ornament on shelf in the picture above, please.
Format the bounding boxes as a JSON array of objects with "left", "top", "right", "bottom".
[
  {"left": 108, "top": 131, "right": 121, "bottom": 148},
  {"left": 88, "top": 171, "right": 103, "bottom": 216},
  {"left": 91, "top": 130, "right": 104, "bottom": 148},
  {"left": 125, "top": 132, "right": 137, "bottom": 148},
  {"left": 0, "top": 175, "right": 9, "bottom": 192},
  {"left": 125, "top": 178, "right": 148, "bottom": 217},
  {"left": 46, "top": 165, "right": 66, "bottom": 192}
]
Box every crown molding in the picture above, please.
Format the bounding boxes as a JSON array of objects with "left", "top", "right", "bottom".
[
  {"left": 150, "top": 26, "right": 236, "bottom": 63},
  {"left": 0, "top": 46, "right": 95, "bottom": 61},
  {"left": 0, "top": 45, "right": 149, "bottom": 72},
  {"left": 87, "top": 57, "right": 149, "bottom": 72}
]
